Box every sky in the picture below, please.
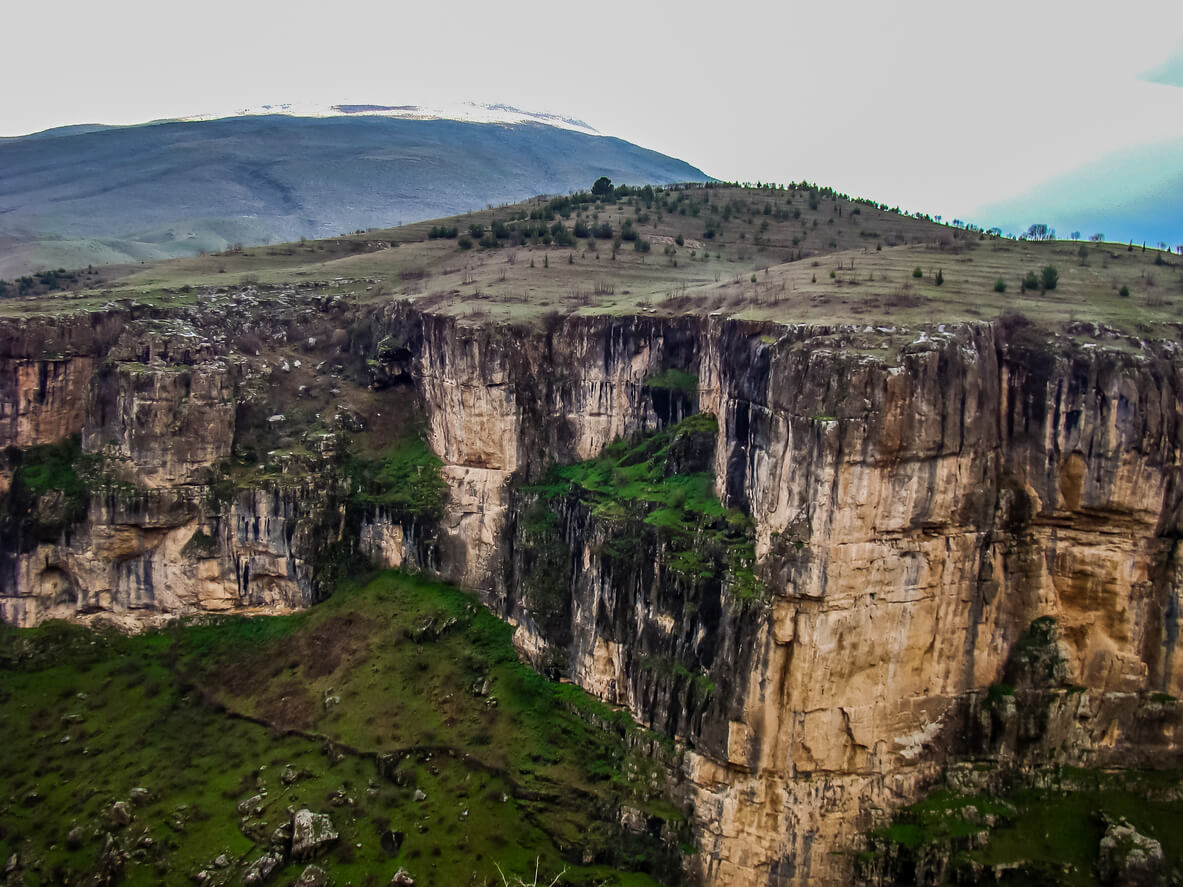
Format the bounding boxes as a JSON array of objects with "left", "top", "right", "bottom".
[{"left": 5, "top": 0, "right": 1183, "bottom": 233}]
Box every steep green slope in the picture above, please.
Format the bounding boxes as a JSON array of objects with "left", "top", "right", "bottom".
[{"left": 0, "top": 572, "right": 686, "bottom": 886}]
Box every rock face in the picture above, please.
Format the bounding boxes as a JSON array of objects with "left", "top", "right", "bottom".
[
  {"left": 2, "top": 295, "right": 1182, "bottom": 885},
  {"left": 392, "top": 310, "right": 1183, "bottom": 885}
]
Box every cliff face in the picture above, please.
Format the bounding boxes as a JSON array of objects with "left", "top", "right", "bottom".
[
  {"left": 2, "top": 297, "right": 1181, "bottom": 884},
  {"left": 394, "top": 311, "right": 1183, "bottom": 884},
  {"left": 0, "top": 298, "right": 387, "bottom": 627}
]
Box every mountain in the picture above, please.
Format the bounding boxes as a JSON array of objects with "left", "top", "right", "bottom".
[{"left": 0, "top": 109, "right": 711, "bottom": 277}]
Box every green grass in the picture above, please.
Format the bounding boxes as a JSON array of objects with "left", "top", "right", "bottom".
[
  {"left": 529, "top": 413, "right": 765, "bottom": 604},
  {"left": 343, "top": 434, "right": 448, "bottom": 522},
  {"left": 0, "top": 572, "right": 684, "bottom": 887},
  {"left": 869, "top": 769, "right": 1183, "bottom": 886},
  {"left": 642, "top": 369, "right": 698, "bottom": 395}
]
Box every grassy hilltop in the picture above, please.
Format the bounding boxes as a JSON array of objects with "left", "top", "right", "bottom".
[{"left": 3, "top": 181, "right": 1179, "bottom": 346}]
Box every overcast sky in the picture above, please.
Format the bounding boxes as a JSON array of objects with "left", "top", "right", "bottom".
[{"left": 5, "top": 0, "right": 1183, "bottom": 227}]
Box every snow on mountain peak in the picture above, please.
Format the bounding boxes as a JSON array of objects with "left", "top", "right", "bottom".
[{"left": 179, "top": 101, "right": 599, "bottom": 135}]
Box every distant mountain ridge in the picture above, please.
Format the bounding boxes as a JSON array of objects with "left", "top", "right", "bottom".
[
  {"left": 178, "top": 101, "right": 602, "bottom": 135},
  {"left": 0, "top": 111, "right": 711, "bottom": 277},
  {"left": 976, "top": 136, "right": 1183, "bottom": 249}
]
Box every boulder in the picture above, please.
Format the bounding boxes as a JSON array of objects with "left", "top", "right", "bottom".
[
  {"left": 236, "top": 794, "right": 265, "bottom": 816},
  {"left": 1098, "top": 818, "right": 1168, "bottom": 886},
  {"left": 390, "top": 869, "right": 414, "bottom": 886},
  {"left": 108, "top": 801, "right": 133, "bottom": 828},
  {"left": 242, "top": 852, "right": 282, "bottom": 885},
  {"left": 290, "top": 809, "right": 338, "bottom": 860}
]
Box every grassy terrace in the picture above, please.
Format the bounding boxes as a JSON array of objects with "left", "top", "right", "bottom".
[
  {"left": 867, "top": 769, "right": 1183, "bottom": 886},
  {"left": 530, "top": 414, "right": 763, "bottom": 602},
  {"left": 0, "top": 572, "right": 683, "bottom": 887},
  {"left": 2, "top": 184, "right": 1178, "bottom": 342}
]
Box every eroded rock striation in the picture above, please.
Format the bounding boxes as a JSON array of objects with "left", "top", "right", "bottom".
[{"left": 2, "top": 291, "right": 1181, "bottom": 884}]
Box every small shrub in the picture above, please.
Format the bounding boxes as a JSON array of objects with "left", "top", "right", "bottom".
[
  {"left": 993, "top": 278, "right": 1006, "bottom": 293},
  {"left": 1119, "top": 285, "right": 1131, "bottom": 298},
  {"left": 934, "top": 269, "right": 944, "bottom": 286},
  {"left": 457, "top": 236, "right": 473, "bottom": 250},
  {"left": 912, "top": 266, "right": 924, "bottom": 278},
  {"left": 1040, "top": 265, "right": 1058, "bottom": 290},
  {"left": 1023, "top": 270, "right": 1040, "bottom": 291}
]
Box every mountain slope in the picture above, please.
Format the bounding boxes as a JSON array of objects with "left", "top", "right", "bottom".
[{"left": 0, "top": 114, "right": 711, "bottom": 277}]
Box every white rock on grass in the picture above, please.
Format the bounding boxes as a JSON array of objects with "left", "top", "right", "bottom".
[{"left": 291, "top": 809, "right": 338, "bottom": 860}]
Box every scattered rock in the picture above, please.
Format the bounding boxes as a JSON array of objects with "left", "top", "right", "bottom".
[
  {"left": 242, "top": 852, "right": 283, "bottom": 885},
  {"left": 66, "top": 827, "right": 84, "bottom": 850},
  {"left": 213, "top": 854, "right": 230, "bottom": 868},
  {"left": 282, "top": 765, "right": 299, "bottom": 785},
  {"left": 390, "top": 868, "right": 414, "bottom": 886},
  {"left": 290, "top": 809, "right": 338, "bottom": 860},
  {"left": 412, "top": 789, "right": 426, "bottom": 802},
  {"left": 109, "top": 801, "right": 133, "bottom": 828},
  {"left": 237, "top": 794, "right": 265, "bottom": 816},
  {"left": 270, "top": 823, "right": 292, "bottom": 849},
  {"left": 129, "top": 787, "right": 152, "bottom": 806},
  {"left": 94, "top": 832, "right": 126, "bottom": 883},
  {"left": 295, "top": 865, "right": 332, "bottom": 887}
]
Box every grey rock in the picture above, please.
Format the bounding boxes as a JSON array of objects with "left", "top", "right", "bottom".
[
  {"left": 1098, "top": 818, "right": 1167, "bottom": 886},
  {"left": 290, "top": 809, "right": 338, "bottom": 860},
  {"left": 270, "top": 823, "right": 292, "bottom": 848},
  {"left": 109, "top": 801, "right": 133, "bottom": 828},
  {"left": 237, "top": 794, "right": 264, "bottom": 816},
  {"left": 213, "top": 854, "right": 230, "bottom": 868},
  {"left": 129, "top": 787, "right": 152, "bottom": 806},
  {"left": 295, "top": 864, "right": 332, "bottom": 887},
  {"left": 66, "top": 827, "right": 85, "bottom": 850},
  {"left": 390, "top": 869, "right": 414, "bottom": 886},
  {"left": 242, "top": 852, "right": 282, "bottom": 885},
  {"left": 412, "top": 789, "right": 426, "bottom": 802}
]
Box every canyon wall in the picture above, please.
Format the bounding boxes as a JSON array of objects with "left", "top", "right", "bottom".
[
  {"left": 397, "top": 310, "right": 1183, "bottom": 884},
  {"left": 2, "top": 297, "right": 1181, "bottom": 884}
]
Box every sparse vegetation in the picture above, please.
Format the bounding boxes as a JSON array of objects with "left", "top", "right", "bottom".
[{"left": 0, "top": 572, "right": 683, "bottom": 886}]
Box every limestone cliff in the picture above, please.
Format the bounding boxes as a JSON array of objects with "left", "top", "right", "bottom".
[
  {"left": 1, "top": 292, "right": 1181, "bottom": 885},
  {"left": 385, "top": 309, "right": 1183, "bottom": 884}
]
